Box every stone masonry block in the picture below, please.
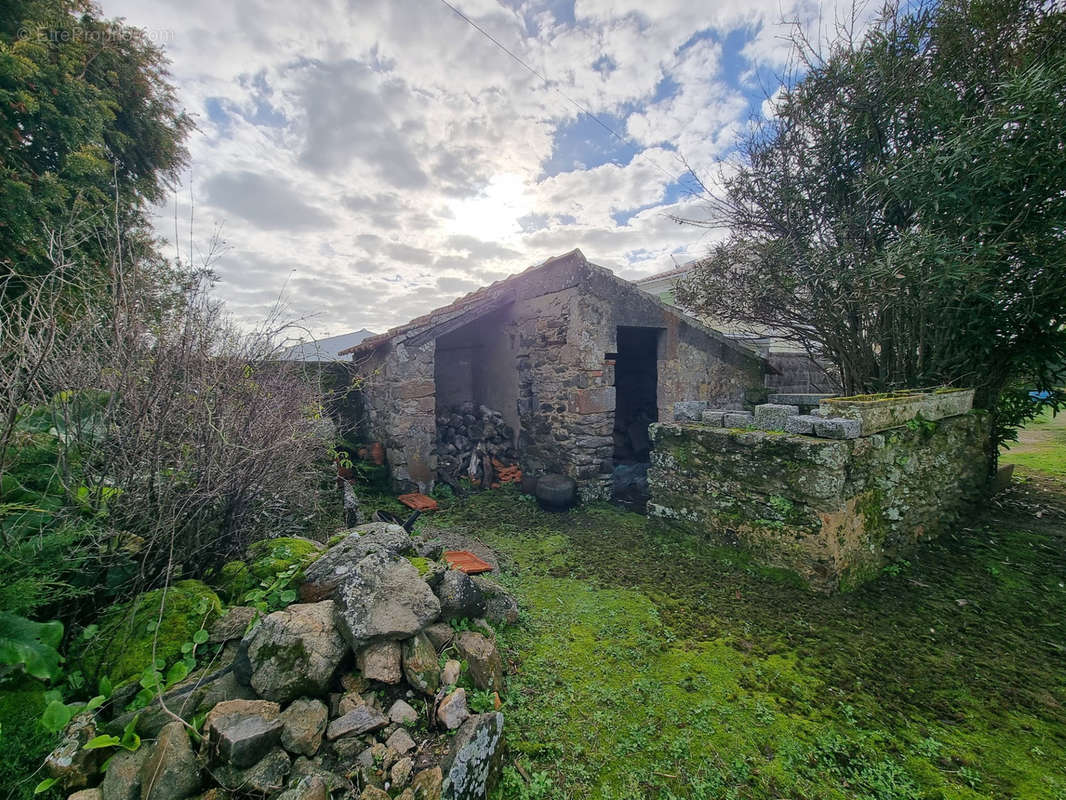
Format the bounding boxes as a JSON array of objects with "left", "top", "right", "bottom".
[
  {"left": 784, "top": 415, "right": 820, "bottom": 435},
  {"left": 673, "top": 401, "right": 708, "bottom": 421},
  {"left": 701, "top": 410, "right": 725, "bottom": 426},
  {"left": 394, "top": 380, "right": 435, "bottom": 400},
  {"left": 723, "top": 411, "right": 754, "bottom": 428},
  {"left": 754, "top": 404, "right": 800, "bottom": 431},
  {"left": 575, "top": 386, "right": 615, "bottom": 414},
  {"left": 814, "top": 417, "right": 861, "bottom": 439}
]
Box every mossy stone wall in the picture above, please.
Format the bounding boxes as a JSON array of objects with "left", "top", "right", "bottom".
[{"left": 647, "top": 413, "right": 990, "bottom": 592}]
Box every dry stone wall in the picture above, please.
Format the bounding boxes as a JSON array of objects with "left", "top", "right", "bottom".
[{"left": 648, "top": 409, "right": 991, "bottom": 592}]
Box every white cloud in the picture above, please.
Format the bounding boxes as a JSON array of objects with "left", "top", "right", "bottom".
[{"left": 102, "top": 0, "right": 854, "bottom": 336}]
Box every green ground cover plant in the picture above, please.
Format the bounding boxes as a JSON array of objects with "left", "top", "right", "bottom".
[{"left": 425, "top": 482, "right": 1066, "bottom": 800}]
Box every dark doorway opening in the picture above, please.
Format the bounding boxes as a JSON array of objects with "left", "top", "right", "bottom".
[{"left": 612, "top": 326, "right": 660, "bottom": 507}]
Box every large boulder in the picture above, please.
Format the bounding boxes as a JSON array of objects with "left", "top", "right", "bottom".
[
  {"left": 280, "top": 698, "right": 328, "bottom": 757},
  {"left": 325, "top": 704, "right": 388, "bottom": 740},
  {"left": 242, "top": 601, "right": 346, "bottom": 703},
  {"left": 300, "top": 523, "right": 412, "bottom": 602},
  {"left": 208, "top": 606, "right": 258, "bottom": 644},
  {"left": 107, "top": 667, "right": 256, "bottom": 738},
  {"left": 401, "top": 633, "right": 440, "bottom": 696},
  {"left": 471, "top": 577, "right": 518, "bottom": 625},
  {"left": 203, "top": 699, "right": 282, "bottom": 768},
  {"left": 331, "top": 553, "right": 440, "bottom": 651},
  {"left": 212, "top": 747, "right": 291, "bottom": 795},
  {"left": 276, "top": 775, "right": 329, "bottom": 800},
  {"left": 455, "top": 632, "right": 504, "bottom": 692},
  {"left": 441, "top": 714, "right": 505, "bottom": 800},
  {"left": 434, "top": 571, "right": 486, "bottom": 621},
  {"left": 100, "top": 748, "right": 148, "bottom": 800},
  {"left": 139, "top": 721, "right": 201, "bottom": 800},
  {"left": 436, "top": 689, "right": 470, "bottom": 730},
  {"left": 410, "top": 767, "right": 443, "bottom": 800},
  {"left": 356, "top": 640, "right": 402, "bottom": 684}
]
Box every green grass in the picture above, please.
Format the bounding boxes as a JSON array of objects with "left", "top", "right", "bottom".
[
  {"left": 426, "top": 487, "right": 1066, "bottom": 800},
  {"left": 1001, "top": 408, "right": 1066, "bottom": 477}
]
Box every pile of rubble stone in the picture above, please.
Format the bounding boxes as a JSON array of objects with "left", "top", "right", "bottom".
[
  {"left": 436, "top": 404, "right": 519, "bottom": 487},
  {"left": 47, "top": 522, "right": 518, "bottom": 800}
]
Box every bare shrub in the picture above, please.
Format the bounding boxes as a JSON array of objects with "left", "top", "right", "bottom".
[{"left": 1, "top": 229, "right": 333, "bottom": 606}]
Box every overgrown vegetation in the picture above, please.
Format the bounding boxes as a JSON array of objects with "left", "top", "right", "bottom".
[
  {"left": 0, "top": 4, "right": 340, "bottom": 794},
  {"left": 676, "top": 0, "right": 1066, "bottom": 456},
  {"left": 425, "top": 485, "right": 1066, "bottom": 799}
]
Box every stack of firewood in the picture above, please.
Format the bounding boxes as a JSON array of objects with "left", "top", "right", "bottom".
[{"left": 436, "top": 403, "right": 519, "bottom": 488}]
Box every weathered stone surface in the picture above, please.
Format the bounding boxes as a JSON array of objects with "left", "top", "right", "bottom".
[
  {"left": 672, "top": 400, "right": 707, "bottom": 421},
  {"left": 723, "top": 411, "right": 754, "bottom": 427},
  {"left": 45, "top": 713, "right": 99, "bottom": 790},
  {"left": 325, "top": 705, "right": 388, "bottom": 740},
  {"left": 212, "top": 746, "right": 290, "bottom": 794},
  {"left": 244, "top": 601, "right": 346, "bottom": 703},
  {"left": 391, "top": 756, "right": 414, "bottom": 788},
  {"left": 388, "top": 699, "right": 419, "bottom": 725},
  {"left": 208, "top": 606, "right": 258, "bottom": 643},
  {"left": 300, "top": 523, "right": 412, "bottom": 601},
  {"left": 204, "top": 698, "right": 283, "bottom": 768},
  {"left": 332, "top": 553, "right": 441, "bottom": 651},
  {"left": 814, "top": 417, "right": 862, "bottom": 439},
  {"left": 336, "top": 690, "right": 368, "bottom": 716},
  {"left": 402, "top": 632, "right": 440, "bottom": 695},
  {"left": 291, "top": 756, "right": 353, "bottom": 795},
  {"left": 455, "top": 632, "right": 504, "bottom": 691},
  {"left": 436, "top": 689, "right": 470, "bottom": 730},
  {"left": 575, "top": 386, "right": 615, "bottom": 414},
  {"left": 441, "top": 713, "right": 505, "bottom": 800},
  {"left": 356, "top": 640, "right": 403, "bottom": 684},
  {"left": 784, "top": 414, "right": 819, "bottom": 435},
  {"left": 470, "top": 576, "right": 518, "bottom": 625},
  {"left": 68, "top": 789, "right": 102, "bottom": 800},
  {"left": 100, "top": 747, "right": 147, "bottom": 800},
  {"left": 386, "top": 727, "right": 416, "bottom": 755},
  {"left": 440, "top": 659, "right": 461, "bottom": 687},
  {"left": 276, "top": 775, "right": 328, "bottom": 800},
  {"left": 107, "top": 665, "right": 255, "bottom": 739},
  {"left": 700, "top": 410, "right": 725, "bottom": 426},
  {"left": 410, "top": 767, "right": 443, "bottom": 800},
  {"left": 280, "top": 698, "right": 328, "bottom": 757},
  {"left": 412, "top": 535, "right": 444, "bottom": 560},
  {"left": 360, "top": 787, "right": 391, "bottom": 800},
  {"left": 423, "top": 622, "right": 453, "bottom": 651},
  {"left": 753, "top": 403, "right": 800, "bottom": 431},
  {"left": 139, "top": 721, "right": 200, "bottom": 800},
  {"left": 648, "top": 413, "right": 990, "bottom": 592},
  {"left": 435, "top": 570, "right": 486, "bottom": 621}
]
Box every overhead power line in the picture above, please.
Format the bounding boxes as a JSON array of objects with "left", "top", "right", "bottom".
[{"left": 436, "top": 0, "right": 684, "bottom": 187}]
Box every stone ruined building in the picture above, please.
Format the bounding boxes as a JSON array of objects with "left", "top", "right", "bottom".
[{"left": 341, "top": 249, "right": 768, "bottom": 500}]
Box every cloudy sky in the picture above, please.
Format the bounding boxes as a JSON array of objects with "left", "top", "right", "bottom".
[{"left": 100, "top": 0, "right": 836, "bottom": 338}]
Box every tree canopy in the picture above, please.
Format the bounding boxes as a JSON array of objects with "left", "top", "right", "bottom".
[
  {"left": 0, "top": 0, "right": 191, "bottom": 284},
  {"left": 676, "top": 0, "right": 1066, "bottom": 446}
]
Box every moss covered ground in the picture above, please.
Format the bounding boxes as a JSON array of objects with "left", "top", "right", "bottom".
[{"left": 425, "top": 479, "right": 1066, "bottom": 799}]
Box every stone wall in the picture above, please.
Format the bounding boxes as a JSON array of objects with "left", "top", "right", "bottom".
[
  {"left": 358, "top": 340, "right": 438, "bottom": 492},
  {"left": 647, "top": 412, "right": 990, "bottom": 592},
  {"left": 353, "top": 250, "right": 766, "bottom": 497}
]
